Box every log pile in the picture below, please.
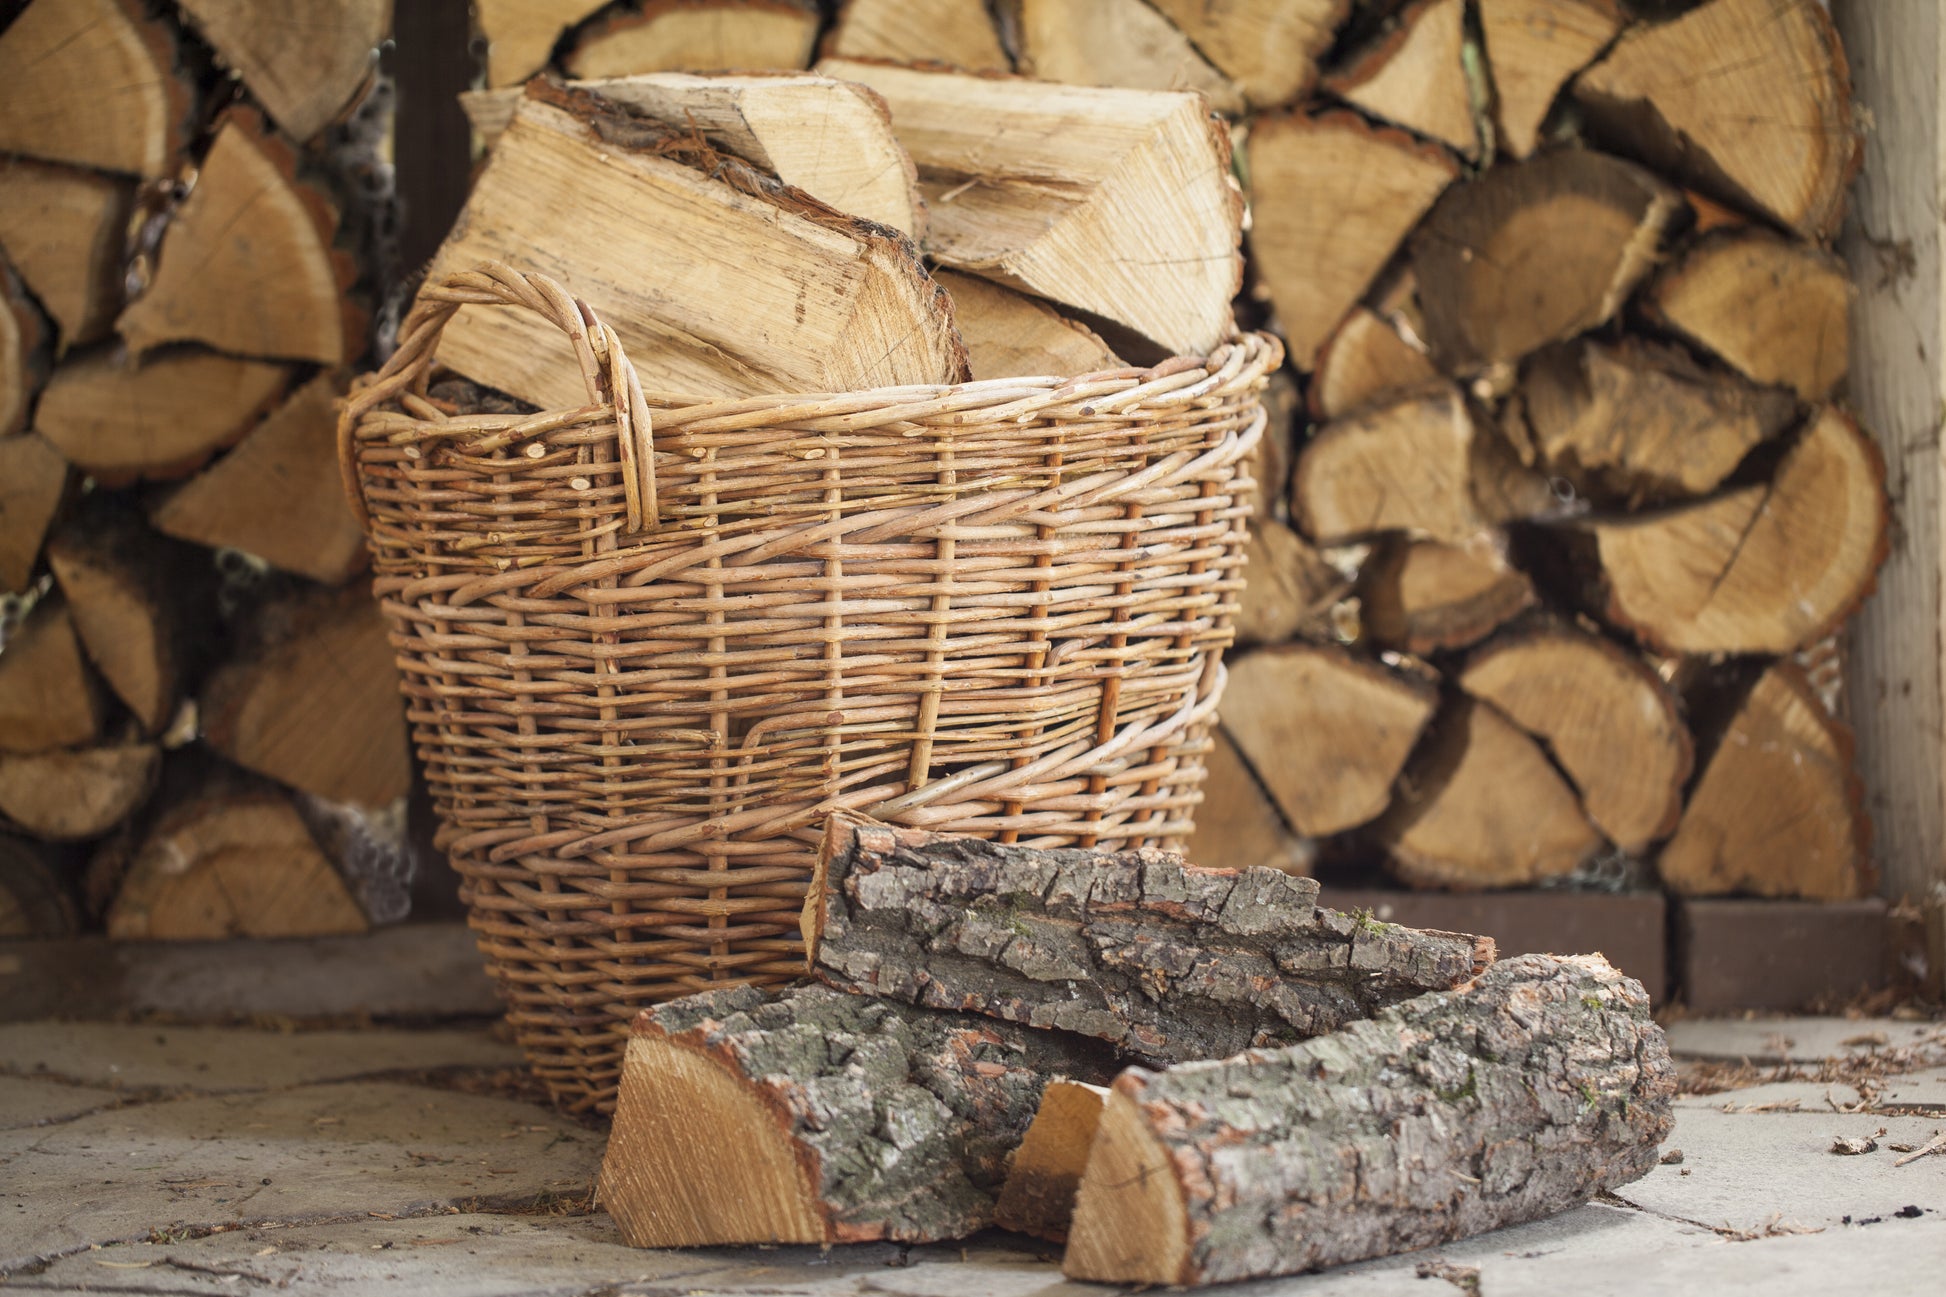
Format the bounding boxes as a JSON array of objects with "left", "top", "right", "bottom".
[{"left": 0, "top": 0, "right": 408, "bottom": 939}]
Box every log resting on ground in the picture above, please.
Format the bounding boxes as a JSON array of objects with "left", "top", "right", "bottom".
[{"left": 805, "top": 814, "right": 1494, "bottom": 1065}]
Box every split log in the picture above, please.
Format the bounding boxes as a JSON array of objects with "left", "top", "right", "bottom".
[
  {"left": 1519, "top": 338, "right": 1798, "bottom": 504},
  {"left": 1184, "top": 727, "right": 1312, "bottom": 875},
  {"left": 1006, "top": 0, "right": 1245, "bottom": 117},
  {"left": 820, "top": 59, "right": 1243, "bottom": 357},
  {"left": 1643, "top": 229, "right": 1852, "bottom": 403},
  {"left": 34, "top": 348, "right": 290, "bottom": 482},
  {"left": 1063, "top": 953, "right": 1674, "bottom": 1287},
  {"left": 580, "top": 72, "right": 924, "bottom": 236},
  {"left": 0, "top": 158, "right": 132, "bottom": 350},
  {"left": 45, "top": 511, "right": 208, "bottom": 735},
  {"left": 1587, "top": 407, "right": 1888, "bottom": 655},
  {"left": 935, "top": 271, "right": 1122, "bottom": 380},
  {"left": 0, "top": 598, "right": 103, "bottom": 755},
  {"left": 1235, "top": 516, "right": 1346, "bottom": 646},
  {"left": 0, "top": 742, "right": 160, "bottom": 842},
  {"left": 1292, "top": 384, "right": 1550, "bottom": 545},
  {"left": 174, "top": 0, "right": 387, "bottom": 141},
  {"left": 1246, "top": 368, "right": 1299, "bottom": 525},
  {"left": 1246, "top": 111, "right": 1456, "bottom": 367},
  {"left": 1377, "top": 696, "right": 1602, "bottom": 887},
  {"left": 1362, "top": 535, "right": 1536, "bottom": 654},
  {"left": 824, "top": 0, "right": 1011, "bottom": 73},
  {"left": 1148, "top": 0, "right": 1349, "bottom": 109},
  {"left": 1223, "top": 642, "right": 1437, "bottom": 837},
  {"left": 104, "top": 771, "right": 370, "bottom": 939},
  {"left": 1324, "top": 0, "right": 1479, "bottom": 159},
  {"left": 1658, "top": 663, "right": 1868, "bottom": 900},
  {"left": 0, "top": 434, "right": 69, "bottom": 593},
  {"left": 0, "top": 834, "right": 79, "bottom": 938},
  {"left": 1410, "top": 149, "right": 1683, "bottom": 373},
  {"left": 992, "top": 1080, "right": 1108, "bottom": 1242},
  {"left": 1309, "top": 305, "right": 1439, "bottom": 420},
  {"left": 1573, "top": 0, "right": 1858, "bottom": 240},
  {"left": 200, "top": 582, "right": 411, "bottom": 809},
  {"left": 597, "top": 984, "right": 1113, "bottom": 1246},
  {"left": 806, "top": 814, "right": 1493, "bottom": 1064},
  {"left": 1459, "top": 625, "right": 1690, "bottom": 854},
  {"left": 426, "top": 82, "right": 966, "bottom": 407},
  {"left": 564, "top": 0, "right": 821, "bottom": 79},
  {"left": 1, "top": 264, "right": 48, "bottom": 439},
  {"left": 458, "top": 87, "right": 522, "bottom": 152},
  {"left": 116, "top": 112, "right": 357, "bottom": 366},
  {"left": 149, "top": 372, "right": 369, "bottom": 586},
  {"left": 476, "top": 0, "right": 610, "bottom": 86},
  {"left": 0, "top": 0, "right": 192, "bottom": 179},
  {"left": 1478, "top": 0, "right": 1624, "bottom": 159}
]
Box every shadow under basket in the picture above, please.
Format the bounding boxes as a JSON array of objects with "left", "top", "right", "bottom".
[{"left": 337, "top": 264, "right": 1281, "bottom": 1112}]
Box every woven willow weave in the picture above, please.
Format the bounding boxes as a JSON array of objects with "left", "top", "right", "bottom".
[{"left": 339, "top": 264, "right": 1280, "bottom": 1111}]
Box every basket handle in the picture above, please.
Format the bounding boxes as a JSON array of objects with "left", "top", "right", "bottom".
[{"left": 337, "top": 261, "right": 658, "bottom": 533}]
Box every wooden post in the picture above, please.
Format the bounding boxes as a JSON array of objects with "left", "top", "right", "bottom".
[{"left": 1831, "top": 1, "right": 1946, "bottom": 901}]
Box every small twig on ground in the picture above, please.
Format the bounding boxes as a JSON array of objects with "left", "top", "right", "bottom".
[{"left": 1893, "top": 1132, "right": 1946, "bottom": 1167}]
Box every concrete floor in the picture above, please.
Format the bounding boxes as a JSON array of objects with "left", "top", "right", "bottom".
[{"left": 0, "top": 1017, "right": 1940, "bottom": 1295}]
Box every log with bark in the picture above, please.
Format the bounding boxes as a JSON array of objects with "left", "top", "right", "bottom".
[
  {"left": 1148, "top": 0, "right": 1348, "bottom": 109},
  {"left": 1361, "top": 535, "right": 1536, "bottom": 654},
  {"left": 1062, "top": 953, "right": 1674, "bottom": 1286},
  {"left": 596, "top": 984, "right": 1113, "bottom": 1247},
  {"left": 992, "top": 1079, "right": 1108, "bottom": 1242},
  {"left": 804, "top": 814, "right": 1494, "bottom": 1064},
  {"left": 1324, "top": 0, "right": 1479, "bottom": 160},
  {"left": 1308, "top": 304, "right": 1439, "bottom": 420},
  {"left": 1479, "top": 0, "right": 1623, "bottom": 159},
  {"left": 1234, "top": 516, "right": 1345, "bottom": 646},
  {"left": 0, "top": 742, "right": 161, "bottom": 842}
]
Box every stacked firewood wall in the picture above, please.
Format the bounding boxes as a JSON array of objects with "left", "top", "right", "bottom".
[{"left": 0, "top": 0, "right": 412, "bottom": 938}]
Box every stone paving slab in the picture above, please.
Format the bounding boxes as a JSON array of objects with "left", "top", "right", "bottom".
[
  {"left": 0, "top": 1081, "right": 601, "bottom": 1271},
  {"left": 0, "top": 1074, "right": 122, "bottom": 1130},
  {"left": 1664, "top": 1017, "right": 1946, "bottom": 1064},
  {"left": 0, "top": 1022, "right": 521, "bottom": 1093}
]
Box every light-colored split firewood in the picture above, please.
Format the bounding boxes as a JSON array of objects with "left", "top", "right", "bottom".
[
  {"left": 36, "top": 350, "right": 289, "bottom": 482},
  {"left": 934, "top": 271, "right": 1122, "bottom": 379},
  {"left": 1574, "top": 0, "right": 1859, "bottom": 240},
  {"left": 0, "top": 0, "right": 191, "bottom": 179},
  {"left": 46, "top": 518, "right": 195, "bottom": 735},
  {"left": 0, "top": 599, "right": 103, "bottom": 755},
  {"left": 0, "top": 158, "right": 132, "bottom": 350},
  {"left": 1520, "top": 338, "right": 1798, "bottom": 503},
  {"left": 825, "top": 0, "right": 1010, "bottom": 72},
  {"left": 0, "top": 435, "right": 68, "bottom": 594},
  {"left": 1149, "top": 0, "right": 1349, "bottom": 109},
  {"left": 1378, "top": 696, "right": 1602, "bottom": 888},
  {"left": 1412, "top": 148, "right": 1683, "bottom": 373},
  {"left": 117, "top": 114, "right": 354, "bottom": 366},
  {"left": 1246, "top": 112, "right": 1456, "bottom": 368},
  {"left": 150, "top": 374, "right": 368, "bottom": 586},
  {"left": 577, "top": 72, "right": 924, "bottom": 235},
  {"left": 0, "top": 742, "right": 160, "bottom": 842},
  {"left": 477, "top": 0, "right": 609, "bottom": 86},
  {"left": 427, "top": 84, "right": 966, "bottom": 407},
  {"left": 1644, "top": 229, "right": 1852, "bottom": 403},
  {"left": 564, "top": 0, "right": 821, "bottom": 78},
  {"left": 174, "top": 0, "right": 388, "bottom": 141},
  {"left": 1325, "top": 0, "right": 1478, "bottom": 159},
  {"left": 1362, "top": 535, "right": 1536, "bottom": 654},
  {"left": 1235, "top": 516, "right": 1345, "bottom": 646},
  {"left": 1460, "top": 625, "right": 1691, "bottom": 854},
  {"left": 993, "top": 1080, "right": 1109, "bottom": 1242},
  {"left": 1588, "top": 407, "right": 1888, "bottom": 655},
  {"left": 1249, "top": 368, "right": 1299, "bottom": 525},
  {"left": 105, "top": 775, "right": 369, "bottom": 940},
  {"left": 0, "top": 264, "right": 47, "bottom": 440},
  {"left": 1659, "top": 663, "right": 1868, "bottom": 900},
  {"left": 820, "top": 59, "right": 1242, "bottom": 357},
  {"left": 459, "top": 87, "right": 523, "bottom": 152},
  {"left": 200, "top": 584, "right": 410, "bottom": 808},
  {"left": 1184, "top": 727, "right": 1313, "bottom": 875},
  {"left": 1309, "top": 305, "right": 1440, "bottom": 419},
  {"left": 1479, "top": 0, "right": 1624, "bottom": 158},
  {"left": 1223, "top": 642, "right": 1438, "bottom": 837},
  {"left": 1006, "top": 0, "right": 1245, "bottom": 117}
]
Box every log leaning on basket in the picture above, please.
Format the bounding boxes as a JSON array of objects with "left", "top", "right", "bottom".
[{"left": 804, "top": 814, "right": 1494, "bottom": 1065}]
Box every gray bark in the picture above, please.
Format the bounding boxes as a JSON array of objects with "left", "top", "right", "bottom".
[
  {"left": 1068, "top": 953, "right": 1675, "bottom": 1286},
  {"left": 631, "top": 984, "right": 1113, "bottom": 1243},
  {"left": 809, "top": 816, "right": 1495, "bottom": 1065}
]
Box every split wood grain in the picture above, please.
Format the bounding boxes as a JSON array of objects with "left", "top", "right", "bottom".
[
  {"left": 564, "top": 0, "right": 819, "bottom": 79},
  {"left": 174, "top": 0, "right": 387, "bottom": 141},
  {"left": 1006, "top": 0, "right": 1245, "bottom": 117},
  {"left": 824, "top": 0, "right": 1011, "bottom": 73},
  {"left": 0, "top": 0, "right": 192, "bottom": 179},
  {"left": 0, "top": 158, "right": 133, "bottom": 350}
]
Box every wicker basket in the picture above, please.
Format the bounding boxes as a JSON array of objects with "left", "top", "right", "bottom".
[{"left": 338, "top": 263, "right": 1281, "bottom": 1111}]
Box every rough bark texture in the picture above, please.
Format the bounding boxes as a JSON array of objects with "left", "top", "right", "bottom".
[
  {"left": 805, "top": 815, "right": 1494, "bottom": 1065},
  {"left": 598, "top": 984, "right": 1113, "bottom": 1247},
  {"left": 1063, "top": 953, "right": 1675, "bottom": 1287}
]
